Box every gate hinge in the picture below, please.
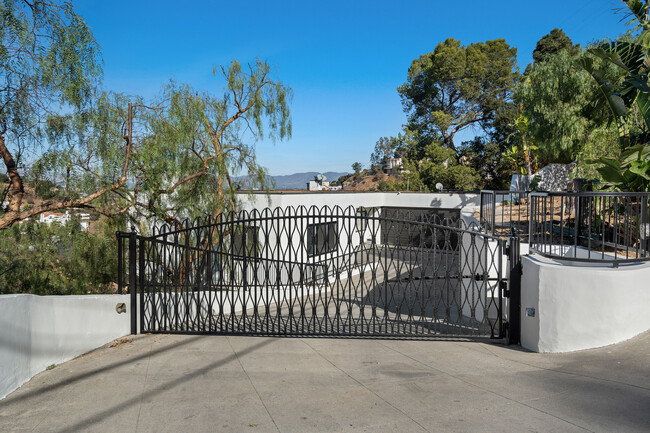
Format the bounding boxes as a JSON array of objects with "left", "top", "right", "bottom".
[
  {"left": 501, "top": 280, "right": 510, "bottom": 298},
  {"left": 505, "top": 245, "right": 510, "bottom": 257}
]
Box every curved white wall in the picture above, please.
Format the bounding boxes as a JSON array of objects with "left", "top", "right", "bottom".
[
  {"left": 521, "top": 255, "right": 650, "bottom": 353},
  {"left": 0, "top": 294, "right": 130, "bottom": 400}
]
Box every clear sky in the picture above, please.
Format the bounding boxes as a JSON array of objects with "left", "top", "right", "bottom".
[{"left": 75, "top": 0, "right": 629, "bottom": 176}]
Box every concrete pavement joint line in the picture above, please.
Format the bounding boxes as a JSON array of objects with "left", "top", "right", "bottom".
[
  {"left": 226, "top": 337, "right": 281, "bottom": 433},
  {"left": 1, "top": 334, "right": 206, "bottom": 405},
  {"left": 28, "top": 352, "right": 86, "bottom": 433},
  {"left": 134, "top": 336, "right": 155, "bottom": 433},
  {"left": 299, "top": 338, "right": 431, "bottom": 433},
  {"left": 377, "top": 341, "right": 595, "bottom": 433},
  {"left": 467, "top": 342, "right": 650, "bottom": 393},
  {"left": 54, "top": 337, "right": 276, "bottom": 433}
]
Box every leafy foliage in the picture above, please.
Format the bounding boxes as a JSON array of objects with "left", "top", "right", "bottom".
[
  {"left": 0, "top": 0, "right": 102, "bottom": 214},
  {"left": 459, "top": 137, "right": 510, "bottom": 190},
  {"left": 370, "top": 136, "right": 403, "bottom": 165},
  {"left": 580, "top": 1, "right": 650, "bottom": 191},
  {"left": 532, "top": 28, "right": 579, "bottom": 63},
  {"left": 352, "top": 162, "right": 362, "bottom": 177},
  {"left": 0, "top": 219, "right": 118, "bottom": 295},
  {"left": 398, "top": 38, "right": 519, "bottom": 150},
  {"left": 517, "top": 49, "right": 620, "bottom": 164},
  {"left": 401, "top": 142, "right": 482, "bottom": 191},
  {"left": 591, "top": 143, "right": 650, "bottom": 191},
  {"left": 129, "top": 61, "right": 292, "bottom": 223}
]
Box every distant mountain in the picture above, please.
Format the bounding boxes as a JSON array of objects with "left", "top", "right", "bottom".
[{"left": 235, "top": 171, "right": 349, "bottom": 190}]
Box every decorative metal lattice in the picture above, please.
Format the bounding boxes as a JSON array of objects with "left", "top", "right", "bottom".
[{"left": 118, "top": 206, "right": 514, "bottom": 339}]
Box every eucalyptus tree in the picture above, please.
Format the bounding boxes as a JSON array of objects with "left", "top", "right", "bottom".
[{"left": 397, "top": 38, "right": 519, "bottom": 151}]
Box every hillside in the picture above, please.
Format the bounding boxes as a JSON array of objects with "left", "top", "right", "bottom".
[
  {"left": 236, "top": 171, "right": 349, "bottom": 190},
  {"left": 342, "top": 172, "right": 400, "bottom": 191}
]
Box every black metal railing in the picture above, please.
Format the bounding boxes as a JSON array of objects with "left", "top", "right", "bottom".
[
  {"left": 480, "top": 190, "right": 530, "bottom": 241},
  {"left": 118, "top": 205, "right": 518, "bottom": 340},
  {"left": 529, "top": 191, "right": 650, "bottom": 264}
]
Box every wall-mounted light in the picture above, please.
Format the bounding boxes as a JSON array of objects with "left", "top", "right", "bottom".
[
  {"left": 115, "top": 303, "right": 127, "bottom": 314},
  {"left": 526, "top": 307, "right": 535, "bottom": 317}
]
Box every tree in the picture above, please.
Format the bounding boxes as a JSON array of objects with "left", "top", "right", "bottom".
[
  {"left": 0, "top": 59, "right": 291, "bottom": 229},
  {"left": 352, "top": 162, "right": 362, "bottom": 177},
  {"left": 397, "top": 38, "right": 519, "bottom": 150},
  {"left": 401, "top": 142, "right": 482, "bottom": 191},
  {"left": 0, "top": 1, "right": 292, "bottom": 230},
  {"left": 370, "top": 136, "right": 400, "bottom": 165},
  {"left": 532, "top": 28, "right": 579, "bottom": 63},
  {"left": 516, "top": 49, "right": 619, "bottom": 164},
  {"left": 130, "top": 61, "right": 291, "bottom": 224},
  {"left": 459, "top": 136, "right": 510, "bottom": 190},
  {"left": 0, "top": 0, "right": 101, "bottom": 221}
]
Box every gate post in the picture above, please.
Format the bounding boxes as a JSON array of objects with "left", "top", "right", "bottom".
[
  {"left": 128, "top": 226, "right": 138, "bottom": 335},
  {"left": 507, "top": 236, "right": 521, "bottom": 345}
]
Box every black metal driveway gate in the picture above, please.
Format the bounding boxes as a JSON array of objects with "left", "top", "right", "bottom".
[{"left": 117, "top": 206, "right": 520, "bottom": 341}]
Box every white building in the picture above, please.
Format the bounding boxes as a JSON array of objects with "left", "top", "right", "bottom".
[
  {"left": 384, "top": 157, "right": 403, "bottom": 174},
  {"left": 38, "top": 211, "right": 90, "bottom": 230}
]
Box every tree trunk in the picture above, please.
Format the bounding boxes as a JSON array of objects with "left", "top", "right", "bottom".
[
  {"left": 0, "top": 133, "right": 24, "bottom": 213},
  {"left": 442, "top": 132, "right": 456, "bottom": 150}
]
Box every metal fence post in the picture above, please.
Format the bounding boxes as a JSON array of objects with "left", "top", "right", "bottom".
[
  {"left": 129, "top": 226, "right": 137, "bottom": 335},
  {"left": 508, "top": 236, "right": 521, "bottom": 345},
  {"left": 116, "top": 232, "right": 124, "bottom": 295}
]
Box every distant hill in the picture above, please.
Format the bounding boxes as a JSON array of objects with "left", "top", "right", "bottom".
[{"left": 236, "top": 171, "right": 349, "bottom": 190}]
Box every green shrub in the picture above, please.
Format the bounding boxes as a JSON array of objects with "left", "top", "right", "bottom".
[{"left": 0, "top": 218, "right": 119, "bottom": 295}]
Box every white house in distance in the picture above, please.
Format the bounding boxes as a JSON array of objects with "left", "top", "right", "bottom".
[
  {"left": 39, "top": 211, "right": 91, "bottom": 231},
  {"left": 384, "top": 157, "right": 403, "bottom": 174},
  {"left": 306, "top": 174, "right": 342, "bottom": 191}
]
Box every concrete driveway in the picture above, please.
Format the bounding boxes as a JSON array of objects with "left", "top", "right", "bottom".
[{"left": 1, "top": 332, "right": 649, "bottom": 433}]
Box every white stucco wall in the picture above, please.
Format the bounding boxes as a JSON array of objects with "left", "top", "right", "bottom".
[
  {"left": 238, "top": 191, "right": 480, "bottom": 213},
  {"left": 521, "top": 255, "right": 650, "bottom": 353},
  {"left": 0, "top": 294, "right": 130, "bottom": 400}
]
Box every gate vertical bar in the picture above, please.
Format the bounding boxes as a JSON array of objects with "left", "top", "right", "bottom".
[
  {"left": 129, "top": 227, "right": 137, "bottom": 335},
  {"left": 139, "top": 235, "right": 146, "bottom": 334},
  {"left": 491, "top": 192, "right": 496, "bottom": 236},
  {"left": 117, "top": 232, "right": 124, "bottom": 295},
  {"left": 508, "top": 236, "right": 521, "bottom": 344}
]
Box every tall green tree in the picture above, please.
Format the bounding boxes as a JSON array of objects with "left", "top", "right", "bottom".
[
  {"left": 129, "top": 61, "right": 292, "bottom": 224},
  {"left": 352, "top": 162, "right": 362, "bottom": 177},
  {"left": 516, "top": 49, "right": 619, "bottom": 165},
  {"left": 532, "top": 28, "right": 579, "bottom": 63},
  {"left": 370, "top": 136, "right": 400, "bottom": 165},
  {"left": 0, "top": 1, "right": 292, "bottom": 230},
  {"left": 0, "top": 0, "right": 101, "bottom": 221},
  {"left": 397, "top": 38, "right": 519, "bottom": 150}
]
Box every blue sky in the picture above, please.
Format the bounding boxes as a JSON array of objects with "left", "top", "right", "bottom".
[{"left": 76, "top": 0, "right": 629, "bottom": 176}]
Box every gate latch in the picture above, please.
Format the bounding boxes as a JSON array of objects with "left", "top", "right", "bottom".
[{"left": 501, "top": 280, "right": 510, "bottom": 298}]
